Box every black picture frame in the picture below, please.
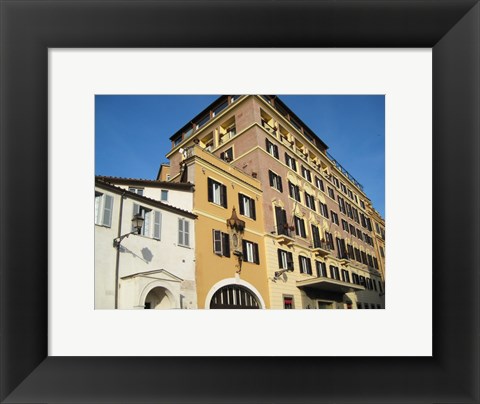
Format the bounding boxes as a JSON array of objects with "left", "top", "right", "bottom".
[{"left": 1, "top": 1, "right": 479, "bottom": 403}]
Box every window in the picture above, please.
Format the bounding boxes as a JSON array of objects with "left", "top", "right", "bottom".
[
  {"left": 196, "top": 114, "right": 210, "bottom": 129},
  {"left": 379, "top": 282, "right": 383, "bottom": 293},
  {"left": 340, "top": 182, "right": 347, "bottom": 193},
  {"left": 329, "top": 265, "right": 340, "bottom": 280},
  {"left": 360, "top": 200, "right": 366, "bottom": 209},
  {"left": 360, "top": 213, "right": 367, "bottom": 228},
  {"left": 347, "top": 244, "right": 354, "bottom": 260},
  {"left": 354, "top": 248, "right": 362, "bottom": 262},
  {"left": 357, "top": 228, "right": 363, "bottom": 240},
  {"left": 311, "top": 224, "right": 322, "bottom": 249},
  {"left": 331, "top": 211, "right": 339, "bottom": 225},
  {"left": 283, "top": 296, "right": 294, "bottom": 309},
  {"left": 285, "top": 153, "right": 297, "bottom": 171},
  {"left": 238, "top": 193, "right": 256, "bottom": 219},
  {"left": 315, "top": 176, "right": 324, "bottom": 191},
  {"left": 380, "top": 246, "right": 385, "bottom": 257},
  {"left": 212, "top": 99, "right": 228, "bottom": 116},
  {"left": 357, "top": 302, "right": 363, "bottom": 309},
  {"left": 288, "top": 181, "right": 301, "bottom": 202},
  {"left": 266, "top": 138, "right": 279, "bottom": 158},
  {"left": 366, "top": 278, "right": 373, "bottom": 290},
  {"left": 338, "top": 196, "right": 346, "bottom": 214},
  {"left": 278, "top": 249, "right": 294, "bottom": 270},
  {"left": 332, "top": 176, "right": 340, "bottom": 188},
  {"left": 212, "top": 230, "right": 230, "bottom": 257},
  {"left": 375, "top": 222, "right": 381, "bottom": 234},
  {"left": 373, "top": 279, "right": 378, "bottom": 291},
  {"left": 352, "top": 273, "right": 360, "bottom": 285},
  {"left": 373, "top": 257, "right": 379, "bottom": 269},
  {"left": 301, "top": 165, "right": 312, "bottom": 182},
  {"left": 275, "top": 206, "right": 290, "bottom": 236},
  {"left": 325, "top": 232, "right": 334, "bottom": 251},
  {"left": 359, "top": 276, "right": 366, "bottom": 287},
  {"left": 166, "top": 175, "right": 171, "bottom": 181},
  {"left": 327, "top": 187, "right": 335, "bottom": 199},
  {"left": 220, "top": 147, "right": 234, "bottom": 162},
  {"left": 319, "top": 202, "right": 329, "bottom": 218},
  {"left": 341, "top": 269, "right": 350, "bottom": 283},
  {"left": 347, "top": 189, "right": 353, "bottom": 199},
  {"left": 242, "top": 240, "right": 260, "bottom": 264},
  {"left": 361, "top": 251, "right": 368, "bottom": 265},
  {"left": 336, "top": 237, "right": 347, "bottom": 259},
  {"left": 316, "top": 261, "right": 327, "bottom": 277},
  {"left": 352, "top": 207, "right": 360, "bottom": 223},
  {"left": 299, "top": 256, "right": 312, "bottom": 275},
  {"left": 95, "top": 192, "right": 114, "bottom": 227},
  {"left": 341, "top": 219, "right": 349, "bottom": 231},
  {"left": 349, "top": 224, "right": 356, "bottom": 235},
  {"left": 345, "top": 202, "right": 353, "bottom": 219},
  {"left": 208, "top": 178, "right": 227, "bottom": 208},
  {"left": 178, "top": 218, "right": 190, "bottom": 247},
  {"left": 367, "top": 254, "right": 374, "bottom": 267},
  {"left": 269, "top": 170, "right": 283, "bottom": 192},
  {"left": 366, "top": 218, "right": 373, "bottom": 231},
  {"left": 364, "top": 303, "right": 370, "bottom": 309},
  {"left": 305, "top": 192, "right": 316, "bottom": 211},
  {"left": 128, "top": 187, "right": 144, "bottom": 196},
  {"left": 294, "top": 216, "right": 307, "bottom": 238},
  {"left": 133, "top": 204, "right": 161, "bottom": 240},
  {"left": 160, "top": 190, "right": 168, "bottom": 202}
]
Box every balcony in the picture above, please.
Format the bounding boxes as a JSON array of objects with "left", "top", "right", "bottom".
[
  {"left": 311, "top": 241, "right": 331, "bottom": 257},
  {"left": 261, "top": 120, "right": 277, "bottom": 135},
  {"left": 271, "top": 226, "right": 295, "bottom": 246},
  {"left": 297, "top": 276, "right": 365, "bottom": 294},
  {"left": 337, "top": 253, "right": 350, "bottom": 267}
]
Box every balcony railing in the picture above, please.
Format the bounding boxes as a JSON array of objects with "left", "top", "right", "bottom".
[
  {"left": 271, "top": 225, "right": 295, "bottom": 246},
  {"left": 311, "top": 240, "right": 331, "bottom": 257},
  {"left": 326, "top": 151, "right": 364, "bottom": 191}
]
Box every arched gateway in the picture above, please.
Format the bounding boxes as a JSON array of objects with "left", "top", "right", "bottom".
[{"left": 210, "top": 284, "right": 260, "bottom": 309}]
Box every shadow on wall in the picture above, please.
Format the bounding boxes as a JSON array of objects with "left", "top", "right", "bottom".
[{"left": 119, "top": 246, "right": 153, "bottom": 263}]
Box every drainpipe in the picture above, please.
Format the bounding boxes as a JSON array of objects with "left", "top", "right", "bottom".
[{"left": 114, "top": 191, "right": 126, "bottom": 309}]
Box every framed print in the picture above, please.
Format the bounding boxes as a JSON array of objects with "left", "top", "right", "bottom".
[{"left": 1, "top": 1, "right": 479, "bottom": 403}]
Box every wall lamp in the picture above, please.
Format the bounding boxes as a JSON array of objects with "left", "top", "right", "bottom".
[
  {"left": 273, "top": 268, "right": 294, "bottom": 280},
  {"left": 113, "top": 213, "right": 144, "bottom": 248}
]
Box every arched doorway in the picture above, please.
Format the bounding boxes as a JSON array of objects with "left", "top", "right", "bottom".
[
  {"left": 144, "top": 287, "right": 172, "bottom": 309},
  {"left": 210, "top": 284, "right": 260, "bottom": 309}
]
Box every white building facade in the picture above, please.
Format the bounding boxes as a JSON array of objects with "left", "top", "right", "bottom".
[{"left": 95, "top": 178, "right": 197, "bottom": 309}]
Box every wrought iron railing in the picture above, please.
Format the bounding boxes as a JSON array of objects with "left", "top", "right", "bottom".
[{"left": 326, "top": 151, "right": 364, "bottom": 191}]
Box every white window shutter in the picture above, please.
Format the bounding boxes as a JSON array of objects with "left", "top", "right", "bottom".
[
  {"left": 102, "top": 194, "right": 113, "bottom": 227},
  {"left": 183, "top": 220, "right": 189, "bottom": 246},
  {"left": 153, "top": 211, "right": 161, "bottom": 240},
  {"left": 178, "top": 218, "right": 184, "bottom": 245}
]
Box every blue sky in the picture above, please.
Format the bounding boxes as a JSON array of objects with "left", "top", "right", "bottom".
[{"left": 95, "top": 95, "right": 385, "bottom": 217}]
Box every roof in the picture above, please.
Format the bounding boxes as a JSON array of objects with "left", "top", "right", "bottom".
[
  {"left": 95, "top": 175, "right": 194, "bottom": 191},
  {"left": 168, "top": 95, "right": 329, "bottom": 152},
  {"left": 95, "top": 178, "right": 197, "bottom": 219}
]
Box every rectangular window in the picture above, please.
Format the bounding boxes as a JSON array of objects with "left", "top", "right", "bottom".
[
  {"left": 341, "top": 269, "right": 350, "bottom": 283},
  {"left": 329, "top": 265, "right": 340, "bottom": 280},
  {"left": 345, "top": 202, "right": 353, "bottom": 219},
  {"left": 359, "top": 276, "right": 366, "bottom": 287},
  {"left": 332, "top": 176, "right": 339, "bottom": 188},
  {"left": 336, "top": 237, "right": 347, "bottom": 259},
  {"left": 283, "top": 296, "right": 294, "bottom": 309},
  {"left": 275, "top": 206, "right": 290, "bottom": 236},
  {"left": 319, "top": 202, "right": 329, "bottom": 218},
  {"left": 347, "top": 189, "right": 353, "bottom": 199},
  {"left": 338, "top": 196, "right": 346, "bottom": 214},
  {"left": 95, "top": 192, "right": 114, "bottom": 227},
  {"left": 160, "top": 190, "right": 168, "bottom": 202},
  {"left": 331, "top": 211, "right": 339, "bottom": 225},
  {"left": 285, "top": 153, "right": 297, "bottom": 171},
  {"left": 278, "top": 249, "right": 294, "bottom": 270},
  {"left": 354, "top": 248, "right": 362, "bottom": 262},
  {"left": 269, "top": 170, "right": 283, "bottom": 192},
  {"left": 352, "top": 273, "right": 360, "bottom": 285},
  {"left": 379, "top": 282, "right": 383, "bottom": 293},
  {"left": 367, "top": 254, "right": 374, "bottom": 267},
  {"left": 341, "top": 219, "right": 349, "bottom": 231},
  {"left": 349, "top": 224, "right": 356, "bottom": 235},
  {"left": 133, "top": 203, "right": 161, "bottom": 240},
  {"left": 299, "top": 256, "right": 312, "bottom": 275},
  {"left": 305, "top": 192, "right": 316, "bottom": 211},
  {"left": 357, "top": 228, "right": 363, "bottom": 240},
  {"left": 325, "top": 232, "right": 334, "bottom": 251},
  {"left": 220, "top": 147, "right": 234, "bottom": 162},
  {"left": 315, "top": 176, "right": 324, "bottom": 191},
  {"left": 208, "top": 178, "right": 227, "bottom": 208},
  {"left": 373, "top": 257, "right": 379, "bottom": 269},
  {"left": 328, "top": 187, "right": 335, "bottom": 199},
  {"left": 352, "top": 207, "right": 360, "bottom": 223},
  {"left": 242, "top": 240, "right": 259, "bottom": 264},
  {"left": 316, "top": 261, "right": 327, "bottom": 277},
  {"left": 238, "top": 193, "right": 256, "bottom": 220},
  {"left": 301, "top": 165, "right": 312, "bottom": 182},
  {"left": 266, "top": 138, "right": 279, "bottom": 158},
  {"left": 360, "top": 200, "right": 366, "bottom": 209},
  {"left": 380, "top": 246, "right": 385, "bottom": 258},
  {"left": 294, "top": 216, "right": 307, "bottom": 238},
  {"left": 311, "top": 224, "right": 322, "bottom": 249},
  {"left": 128, "top": 187, "right": 144, "bottom": 196},
  {"left": 288, "top": 181, "right": 301, "bottom": 202},
  {"left": 178, "top": 218, "right": 190, "bottom": 247},
  {"left": 212, "top": 230, "right": 230, "bottom": 257},
  {"left": 347, "top": 244, "right": 354, "bottom": 260},
  {"left": 361, "top": 251, "right": 368, "bottom": 265},
  {"left": 340, "top": 183, "right": 347, "bottom": 193}
]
